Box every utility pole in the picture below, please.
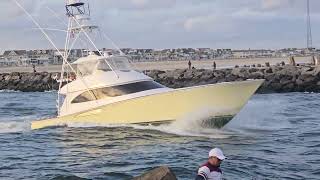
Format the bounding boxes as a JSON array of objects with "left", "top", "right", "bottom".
[{"left": 307, "top": 0, "right": 313, "bottom": 50}]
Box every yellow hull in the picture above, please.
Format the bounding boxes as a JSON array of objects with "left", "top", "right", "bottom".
[{"left": 31, "top": 79, "right": 264, "bottom": 130}]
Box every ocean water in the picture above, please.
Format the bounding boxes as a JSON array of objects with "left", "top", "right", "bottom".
[{"left": 0, "top": 91, "right": 319, "bottom": 180}]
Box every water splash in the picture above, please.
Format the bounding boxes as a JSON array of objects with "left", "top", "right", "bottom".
[
  {"left": 66, "top": 107, "right": 235, "bottom": 139},
  {"left": 226, "top": 95, "right": 292, "bottom": 134},
  {"left": 150, "top": 107, "right": 234, "bottom": 138}
]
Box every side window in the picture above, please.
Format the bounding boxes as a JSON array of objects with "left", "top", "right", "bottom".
[
  {"left": 71, "top": 81, "right": 165, "bottom": 104},
  {"left": 71, "top": 91, "right": 96, "bottom": 103},
  {"left": 94, "top": 87, "right": 123, "bottom": 99}
]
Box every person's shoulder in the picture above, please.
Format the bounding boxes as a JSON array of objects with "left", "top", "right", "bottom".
[
  {"left": 201, "top": 162, "right": 222, "bottom": 173},
  {"left": 198, "top": 165, "right": 210, "bottom": 180}
]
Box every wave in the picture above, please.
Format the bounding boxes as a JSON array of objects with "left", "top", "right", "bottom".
[
  {"left": 0, "top": 90, "right": 21, "bottom": 93},
  {"left": 0, "top": 121, "right": 30, "bottom": 134},
  {"left": 44, "top": 90, "right": 57, "bottom": 93}
]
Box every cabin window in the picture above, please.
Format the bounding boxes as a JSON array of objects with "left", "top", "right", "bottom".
[
  {"left": 71, "top": 91, "right": 97, "bottom": 104},
  {"left": 71, "top": 81, "right": 165, "bottom": 104}
]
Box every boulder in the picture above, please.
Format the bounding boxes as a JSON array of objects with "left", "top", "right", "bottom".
[
  {"left": 249, "top": 71, "right": 264, "bottom": 79},
  {"left": 42, "top": 74, "right": 52, "bottom": 84},
  {"left": 158, "top": 73, "right": 168, "bottom": 79},
  {"left": 32, "top": 74, "right": 44, "bottom": 83},
  {"left": 276, "top": 65, "right": 298, "bottom": 77},
  {"left": 172, "top": 69, "right": 186, "bottom": 80},
  {"left": 280, "top": 78, "right": 292, "bottom": 86},
  {"left": 133, "top": 166, "right": 177, "bottom": 180},
  {"left": 264, "top": 67, "right": 273, "bottom": 74},
  {"left": 193, "top": 69, "right": 205, "bottom": 79},
  {"left": 213, "top": 71, "right": 224, "bottom": 79},
  {"left": 201, "top": 70, "right": 214, "bottom": 80},
  {"left": 300, "top": 66, "right": 314, "bottom": 75},
  {"left": 248, "top": 68, "right": 259, "bottom": 73},
  {"left": 147, "top": 70, "right": 166, "bottom": 79},
  {"left": 183, "top": 69, "right": 194, "bottom": 80},
  {"left": 231, "top": 68, "right": 249, "bottom": 78},
  {"left": 225, "top": 74, "right": 238, "bottom": 82}
]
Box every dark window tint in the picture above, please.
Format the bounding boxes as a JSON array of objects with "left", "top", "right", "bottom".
[
  {"left": 71, "top": 91, "right": 97, "bottom": 104},
  {"left": 72, "top": 81, "right": 165, "bottom": 104}
]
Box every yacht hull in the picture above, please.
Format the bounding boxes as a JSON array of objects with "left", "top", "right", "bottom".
[{"left": 31, "top": 79, "right": 264, "bottom": 130}]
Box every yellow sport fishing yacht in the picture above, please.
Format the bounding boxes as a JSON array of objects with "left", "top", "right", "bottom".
[{"left": 25, "top": 0, "right": 264, "bottom": 130}]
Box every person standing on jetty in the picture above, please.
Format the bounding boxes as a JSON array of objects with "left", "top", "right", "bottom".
[
  {"left": 188, "top": 60, "right": 192, "bottom": 70},
  {"left": 32, "top": 64, "right": 37, "bottom": 73},
  {"left": 213, "top": 61, "right": 216, "bottom": 70},
  {"left": 195, "top": 148, "right": 226, "bottom": 180}
]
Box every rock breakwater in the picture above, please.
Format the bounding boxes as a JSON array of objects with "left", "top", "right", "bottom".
[
  {"left": 1, "top": 65, "right": 320, "bottom": 93},
  {"left": 0, "top": 72, "right": 59, "bottom": 92}
]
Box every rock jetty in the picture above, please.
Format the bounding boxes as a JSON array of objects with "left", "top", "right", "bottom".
[
  {"left": 147, "top": 65, "right": 320, "bottom": 93},
  {"left": 0, "top": 72, "right": 59, "bottom": 92},
  {"left": 1, "top": 65, "right": 320, "bottom": 93}
]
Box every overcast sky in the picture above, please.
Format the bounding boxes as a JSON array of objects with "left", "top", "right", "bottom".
[{"left": 1, "top": 0, "right": 320, "bottom": 51}]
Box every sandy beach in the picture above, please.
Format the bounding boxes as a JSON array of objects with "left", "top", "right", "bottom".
[{"left": 0, "top": 57, "right": 313, "bottom": 73}]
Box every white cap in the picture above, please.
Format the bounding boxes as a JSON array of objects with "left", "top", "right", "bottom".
[{"left": 209, "top": 148, "right": 226, "bottom": 160}]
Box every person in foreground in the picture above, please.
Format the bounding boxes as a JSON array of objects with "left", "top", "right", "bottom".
[{"left": 195, "top": 148, "right": 226, "bottom": 180}]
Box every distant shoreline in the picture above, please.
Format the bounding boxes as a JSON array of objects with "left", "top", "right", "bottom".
[{"left": 0, "top": 57, "right": 313, "bottom": 73}]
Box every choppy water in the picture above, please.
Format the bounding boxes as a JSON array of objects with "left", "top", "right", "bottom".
[{"left": 0, "top": 91, "right": 319, "bottom": 180}]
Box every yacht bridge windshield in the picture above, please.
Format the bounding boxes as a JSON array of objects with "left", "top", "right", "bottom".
[{"left": 75, "top": 56, "right": 132, "bottom": 76}]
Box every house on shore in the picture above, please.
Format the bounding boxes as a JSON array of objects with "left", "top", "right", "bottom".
[
  {"left": 28, "top": 49, "right": 54, "bottom": 65},
  {"left": 2, "top": 50, "right": 28, "bottom": 66}
]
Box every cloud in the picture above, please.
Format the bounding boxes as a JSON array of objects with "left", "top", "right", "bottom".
[
  {"left": 1, "top": 0, "right": 320, "bottom": 50},
  {"left": 0, "top": 0, "right": 42, "bottom": 20},
  {"left": 131, "top": 0, "right": 148, "bottom": 7},
  {"left": 96, "top": 0, "right": 176, "bottom": 10},
  {"left": 183, "top": 15, "right": 234, "bottom": 33},
  {"left": 261, "top": 0, "right": 294, "bottom": 10}
]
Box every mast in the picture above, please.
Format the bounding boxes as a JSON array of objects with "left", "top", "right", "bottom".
[
  {"left": 56, "top": 0, "right": 120, "bottom": 115},
  {"left": 57, "top": 0, "right": 101, "bottom": 115}
]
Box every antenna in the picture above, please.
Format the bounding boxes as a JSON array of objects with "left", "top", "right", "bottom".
[{"left": 306, "top": 0, "right": 313, "bottom": 49}]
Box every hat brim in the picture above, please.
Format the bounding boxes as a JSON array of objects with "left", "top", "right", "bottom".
[{"left": 217, "top": 155, "right": 226, "bottom": 160}]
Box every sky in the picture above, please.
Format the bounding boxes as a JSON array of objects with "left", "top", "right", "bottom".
[{"left": 0, "top": 0, "right": 320, "bottom": 51}]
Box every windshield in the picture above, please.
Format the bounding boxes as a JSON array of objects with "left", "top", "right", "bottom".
[
  {"left": 108, "top": 56, "right": 132, "bottom": 71},
  {"left": 77, "top": 62, "right": 96, "bottom": 76},
  {"left": 75, "top": 56, "right": 133, "bottom": 76}
]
